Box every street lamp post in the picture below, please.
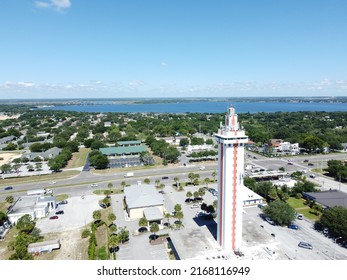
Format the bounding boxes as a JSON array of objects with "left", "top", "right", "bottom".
[{"left": 333, "top": 237, "right": 342, "bottom": 260}]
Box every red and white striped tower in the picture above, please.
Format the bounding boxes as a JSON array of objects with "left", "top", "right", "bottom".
[{"left": 215, "top": 104, "right": 248, "bottom": 254}]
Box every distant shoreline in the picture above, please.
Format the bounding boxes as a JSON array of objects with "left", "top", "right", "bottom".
[{"left": 0, "top": 96, "right": 347, "bottom": 106}]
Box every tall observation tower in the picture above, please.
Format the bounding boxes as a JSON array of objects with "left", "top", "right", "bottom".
[{"left": 214, "top": 104, "right": 248, "bottom": 254}]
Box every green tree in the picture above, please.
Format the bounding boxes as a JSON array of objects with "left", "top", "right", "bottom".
[
  {"left": 179, "top": 138, "right": 189, "bottom": 147},
  {"left": 186, "top": 191, "right": 193, "bottom": 199},
  {"left": 204, "top": 177, "right": 210, "bottom": 188},
  {"left": 150, "top": 223, "right": 159, "bottom": 237},
  {"left": 5, "top": 196, "right": 14, "bottom": 204},
  {"left": 93, "top": 210, "right": 102, "bottom": 221},
  {"left": 107, "top": 182, "right": 113, "bottom": 193},
  {"left": 174, "top": 204, "right": 182, "bottom": 213},
  {"left": 108, "top": 213, "right": 116, "bottom": 223},
  {"left": 212, "top": 171, "right": 217, "bottom": 182},
  {"left": 16, "top": 214, "right": 35, "bottom": 233},
  {"left": 144, "top": 177, "right": 151, "bottom": 184},
  {"left": 174, "top": 177, "right": 179, "bottom": 188},
  {"left": 118, "top": 227, "right": 129, "bottom": 244},
  {"left": 263, "top": 200, "right": 296, "bottom": 226},
  {"left": 139, "top": 217, "right": 148, "bottom": 227},
  {"left": 319, "top": 206, "right": 347, "bottom": 241}
]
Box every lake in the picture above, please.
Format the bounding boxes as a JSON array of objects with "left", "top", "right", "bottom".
[{"left": 40, "top": 101, "right": 347, "bottom": 114}]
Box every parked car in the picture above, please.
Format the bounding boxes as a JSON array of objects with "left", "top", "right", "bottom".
[
  {"left": 190, "top": 204, "right": 199, "bottom": 209},
  {"left": 4, "top": 186, "right": 13, "bottom": 191},
  {"left": 109, "top": 246, "right": 119, "bottom": 253},
  {"left": 265, "top": 217, "right": 275, "bottom": 225},
  {"left": 297, "top": 214, "right": 303, "bottom": 220},
  {"left": 59, "top": 200, "right": 68, "bottom": 205},
  {"left": 49, "top": 215, "right": 59, "bottom": 220},
  {"left": 55, "top": 210, "right": 64, "bottom": 215},
  {"left": 138, "top": 227, "right": 148, "bottom": 233},
  {"left": 298, "top": 241, "right": 313, "bottom": 250}
]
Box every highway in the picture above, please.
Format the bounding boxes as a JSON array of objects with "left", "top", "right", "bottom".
[{"left": 1, "top": 151, "right": 346, "bottom": 200}]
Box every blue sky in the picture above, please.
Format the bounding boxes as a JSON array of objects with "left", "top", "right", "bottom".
[{"left": 0, "top": 0, "right": 347, "bottom": 98}]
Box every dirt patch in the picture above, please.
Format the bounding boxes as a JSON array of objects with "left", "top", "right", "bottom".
[
  {"left": 36, "top": 227, "right": 90, "bottom": 260},
  {"left": 0, "top": 152, "right": 21, "bottom": 166}
]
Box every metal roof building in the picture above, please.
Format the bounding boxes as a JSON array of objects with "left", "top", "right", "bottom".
[
  {"left": 123, "top": 184, "right": 164, "bottom": 220},
  {"left": 303, "top": 190, "right": 347, "bottom": 209}
]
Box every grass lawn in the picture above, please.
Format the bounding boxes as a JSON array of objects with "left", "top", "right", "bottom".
[
  {"left": 287, "top": 197, "right": 307, "bottom": 209},
  {"left": 298, "top": 208, "right": 321, "bottom": 221},
  {"left": 55, "top": 194, "right": 69, "bottom": 202},
  {"left": 0, "top": 170, "right": 80, "bottom": 187},
  {"left": 65, "top": 148, "right": 91, "bottom": 169},
  {"left": 0, "top": 201, "right": 8, "bottom": 213},
  {"left": 287, "top": 197, "right": 321, "bottom": 221}
]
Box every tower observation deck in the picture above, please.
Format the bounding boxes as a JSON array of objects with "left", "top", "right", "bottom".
[{"left": 214, "top": 104, "right": 248, "bottom": 254}]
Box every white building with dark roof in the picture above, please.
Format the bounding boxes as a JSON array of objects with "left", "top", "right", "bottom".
[{"left": 123, "top": 184, "right": 164, "bottom": 220}]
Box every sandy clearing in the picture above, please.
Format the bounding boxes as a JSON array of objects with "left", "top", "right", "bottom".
[{"left": 0, "top": 152, "right": 21, "bottom": 166}]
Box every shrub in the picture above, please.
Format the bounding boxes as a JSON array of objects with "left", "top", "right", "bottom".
[{"left": 81, "top": 229, "right": 90, "bottom": 239}]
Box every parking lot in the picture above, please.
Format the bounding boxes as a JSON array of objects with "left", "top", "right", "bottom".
[{"left": 36, "top": 195, "right": 102, "bottom": 234}]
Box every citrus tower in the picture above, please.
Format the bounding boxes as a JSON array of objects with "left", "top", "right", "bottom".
[{"left": 214, "top": 104, "right": 248, "bottom": 254}]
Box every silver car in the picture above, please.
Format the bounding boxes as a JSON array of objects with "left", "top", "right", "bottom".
[{"left": 298, "top": 242, "right": 313, "bottom": 250}]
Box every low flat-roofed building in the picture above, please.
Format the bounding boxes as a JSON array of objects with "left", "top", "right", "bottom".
[
  {"left": 143, "top": 207, "right": 163, "bottom": 225},
  {"left": 168, "top": 226, "right": 232, "bottom": 260},
  {"left": 243, "top": 187, "right": 265, "bottom": 206},
  {"left": 303, "top": 190, "right": 347, "bottom": 209},
  {"left": 7, "top": 195, "right": 56, "bottom": 224},
  {"left": 28, "top": 239, "right": 60, "bottom": 254},
  {"left": 117, "top": 140, "right": 141, "bottom": 146},
  {"left": 124, "top": 184, "right": 164, "bottom": 220}
]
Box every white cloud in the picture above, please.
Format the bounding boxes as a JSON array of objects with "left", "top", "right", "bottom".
[
  {"left": 128, "top": 80, "right": 145, "bottom": 87},
  {"left": 35, "top": 0, "right": 71, "bottom": 10},
  {"left": 161, "top": 62, "right": 168, "bottom": 67}
]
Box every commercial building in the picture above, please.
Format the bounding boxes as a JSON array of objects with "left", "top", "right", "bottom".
[
  {"left": 123, "top": 184, "right": 164, "bottom": 222},
  {"left": 303, "top": 190, "right": 347, "bottom": 209},
  {"left": 7, "top": 195, "right": 56, "bottom": 224},
  {"left": 215, "top": 104, "right": 248, "bottom": 254}
]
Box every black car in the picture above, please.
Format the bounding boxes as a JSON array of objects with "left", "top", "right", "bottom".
[
  {"left": 109, "top": 246, "right": 120, "bottom": 253},
  {"left": 162, "top": 176, "right": 169, "bottom": 179},
  {"left": 59, "top": 200, "right": 68, "bottom": 205},
  {"left": 138, "top": 227, "right": 148, "bottom": 233},
  {"left": 4, "top": 186, "right": 13, "bottom": 191},
  {"left": 55, "top": 210, "right": 64, "bottom": 215}
]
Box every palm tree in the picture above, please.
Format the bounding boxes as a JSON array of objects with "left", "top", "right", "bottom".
[
  {"left": 150, "top": 223, "right": 159, "bottom": 238},
  {"left": 139, "top": 217, "right": 148, "bottom": 227},
  {"left": 155, "top": 179, "right": 160, "bottom": 188},
  {"left": 93, "top": 210, "right": 101, "bottom": 221},
  {"left": 121, "top": 181, "right": 126, "bottom": 189},
  {"left": 204, "top": 177, "right": 210, "bottom": 188},
  {"left": 164, "top": 212, "right": 171, "bottom": 225},
  {"left": 174, "top": 177, "right": 179, "bottom": 188},
  {"left": 188, "top": 172, "right": 195, "bottom": 184},
  {"left": 212, "top": 171, "right": 217, "bottom": 182},
  {"left": 107, "top": 182, "right": 113, "bottom": 194}
]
